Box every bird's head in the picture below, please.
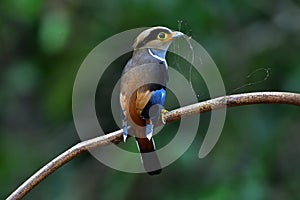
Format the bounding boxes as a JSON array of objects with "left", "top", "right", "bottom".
[{"left": 133, "top": 26, "right": 184, "bottom": 51}]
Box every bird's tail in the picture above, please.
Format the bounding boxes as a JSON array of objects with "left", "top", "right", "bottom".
[{"left": 136, "top": 137, "right": 162, "bottom": 175}]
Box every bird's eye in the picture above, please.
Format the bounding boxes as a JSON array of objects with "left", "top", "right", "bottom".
[{"left": 157, "top": 32, "right": 167, "bottom": 40}]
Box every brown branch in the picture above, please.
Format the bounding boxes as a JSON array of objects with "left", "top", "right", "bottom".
[
  {"left": 165, "top": 91, "right": 300, "bottom": 123},
  {"left": 6, "top": 92, "right": 300, "bottom": 200}
]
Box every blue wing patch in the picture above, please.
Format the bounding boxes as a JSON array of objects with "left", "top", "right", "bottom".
[
  {"left": 141, "top": 88, "right": 166, "bottom": 120},
  {"left": 145, "top": 88, "right": 166, "bottom": 140},
  {"left": 149, "top": 88, "right": 166, "bottom": 105}
]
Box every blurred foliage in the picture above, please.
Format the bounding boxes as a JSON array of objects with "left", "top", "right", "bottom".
[{"left": 1, "top": 0, "right": 300, "bottom": 199}]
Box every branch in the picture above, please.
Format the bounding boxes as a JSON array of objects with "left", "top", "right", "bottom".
[{"left": 7, "top": 92, "right": 300, "bottom": 200}]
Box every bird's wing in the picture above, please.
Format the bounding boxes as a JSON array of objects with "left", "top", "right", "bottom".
[{"left": 136, "top": 87, "right": 152, "bottom": 116}]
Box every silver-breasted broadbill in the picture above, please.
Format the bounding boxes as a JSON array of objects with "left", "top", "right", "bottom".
[{"left": 120, "top": 27, "right": 184, "bottom": 175}]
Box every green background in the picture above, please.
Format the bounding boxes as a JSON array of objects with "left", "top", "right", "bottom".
[{"left": 1, "top": 0, "right": 300, "bottom": 199}]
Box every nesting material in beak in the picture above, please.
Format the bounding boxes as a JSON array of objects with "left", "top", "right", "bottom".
[{"left": 171, "top": 31, "right": 184, "bottom": 39}]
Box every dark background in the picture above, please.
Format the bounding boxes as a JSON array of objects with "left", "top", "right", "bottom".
[{"left": 1, "top": 0, "right": 300, "bottom": 199}]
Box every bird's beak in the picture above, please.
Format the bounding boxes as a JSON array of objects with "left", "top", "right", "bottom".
[{"left": 171, "top": 31, "right": 184, "bottom": 39}]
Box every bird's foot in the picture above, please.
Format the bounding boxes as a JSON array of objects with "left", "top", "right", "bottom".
[{"left": 161, "top": 109, "right": 168, "bottom": 124}]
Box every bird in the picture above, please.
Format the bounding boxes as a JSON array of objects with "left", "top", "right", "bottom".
[{"left": 120, "top": 26, "right": 184, "bottom": 175}]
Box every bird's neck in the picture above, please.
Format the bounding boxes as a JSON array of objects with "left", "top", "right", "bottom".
[{"left": 148, "top": 48, "right": 167, "bottom": 61}]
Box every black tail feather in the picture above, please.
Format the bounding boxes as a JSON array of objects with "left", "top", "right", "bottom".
[{"left": 136, "top": 137, "right": 162, "bottom": 175}]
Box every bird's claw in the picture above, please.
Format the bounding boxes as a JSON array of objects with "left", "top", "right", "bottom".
[{"left": 161, "top": 109, "right": 168, "bottom": 124}]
